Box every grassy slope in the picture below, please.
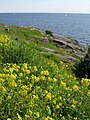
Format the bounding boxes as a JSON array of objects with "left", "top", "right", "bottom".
[
  {"left": 0, "top": 24, "right": 90, "bottom": 119},
  {"left": 0, "top": 24, "right": 72, "bottom": 64}
]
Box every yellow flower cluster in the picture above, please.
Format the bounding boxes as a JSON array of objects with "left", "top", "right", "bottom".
[
  {"left": 44, "top": 116, "right": 54, "bottom": 120},
  {"left": 0, "top": 86, "right": 6, "bottom": 94},
  {"left": 87, "top": 90, "right": 90, "bottom": 97},
  {"left": 81, "top": 78, "right": 90, "bottom": 86},
  {"left": 0, "top": 34, "right": 12, "bottom": 48},
  {"left": 72, "top": 85, "right": 79, "bottom": 91},
  {"left": 60, "top": 81, "right": 66, "bottom": 87},
  {"left": 41, "top": 70, "right": 49, "bottom": 76},
  {"left": 0, "top": 62, "right": 90, "bottom": 119}
]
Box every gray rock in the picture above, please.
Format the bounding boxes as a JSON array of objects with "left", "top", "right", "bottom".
[
  {"left": 53, "top": 34, "right": 87, "bottom": 56},
  {"left": 59, "top": 55, "right": 77, "bottom": 63},
  {"left": 4, "top": 28, "right": 9, "bottom": 32},
  {"left": 42, "top": 47, "right": 56, "bottom": 53}
]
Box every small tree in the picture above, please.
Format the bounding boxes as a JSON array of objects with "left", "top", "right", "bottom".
[
  {"left": 73, "top": 45, "right": 90, "bottom": 79},
  {"left": 45, "top": 30, "right": 53, "bottom": 37}
]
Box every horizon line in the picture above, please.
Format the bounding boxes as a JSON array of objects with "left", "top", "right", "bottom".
[{"left": 0, "top": 12, "right": 90, "bottom": 14}]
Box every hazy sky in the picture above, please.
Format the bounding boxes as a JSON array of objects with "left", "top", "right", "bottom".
[{"left": 0, "top": 0, "right": 90, "bottom": 13}]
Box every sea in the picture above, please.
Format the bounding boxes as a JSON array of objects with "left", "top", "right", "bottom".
[{"left": 0, "top": 13, "right": 90, "bottom": 46}]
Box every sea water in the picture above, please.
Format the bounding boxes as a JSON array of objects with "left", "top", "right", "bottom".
[{"left": 0, "top": 13, "right": 90, "bottom": 46}]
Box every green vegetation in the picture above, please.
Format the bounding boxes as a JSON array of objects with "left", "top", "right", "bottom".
[
  {"left": 45, "top": 30, "right": 53, "bottom": 37},
  {"left": 0, "top": 24, "right": 90, "bottom": 120},
  {"left": 73, "top": 45, "right": 90, "bottom": 79}
]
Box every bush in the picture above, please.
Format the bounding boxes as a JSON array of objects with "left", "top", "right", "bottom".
[
  {"left": 0, "top": 34, "right": 12, "bottom": 49},
  {"left": 73, "top": 45, "right": 90, "bottom": 79},
  {"left": 2, "top": 45, "right": 29, "bottom": 64},
  {"left": 45, "top": 30, "right": 53, "bottom": 37},
  {"left": 1, "top": 40, "right": 50, "bottom": 66},
  {"left": 0, "top": 34, "right": 13, "bottom": 63},
  {"left": 0, "top": 34, "right": 40, "bottom": 64}
]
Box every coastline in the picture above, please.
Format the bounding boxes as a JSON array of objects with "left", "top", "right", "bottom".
[{"left": 0, "top": 24, "right": 87, "bottom": 63}]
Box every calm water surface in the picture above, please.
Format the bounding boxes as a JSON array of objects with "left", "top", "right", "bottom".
[{"left": 0, "top": 13, "right": 90, "bottom": 46}]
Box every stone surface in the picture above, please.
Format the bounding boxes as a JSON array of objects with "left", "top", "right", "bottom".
[{"left": 41, "top": 33, "right": 87, "bottom": 63}]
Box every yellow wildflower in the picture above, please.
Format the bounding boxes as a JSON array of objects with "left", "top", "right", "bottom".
[
  {"left": 18, "top": 79, "right": 22, "bottom": 84},
  {"left": 46, "top": 106, "right": 50, "bottom": 110},
  {"left": 7, "top": 118, "right": 12, "bottom": 120},
  {"left": 41, "top": 70, "right": 49, "bottom": 76},
  {"left": 81, "top": 78, "right": 90, "bottom": 86},
  {"left": 53, "top": 78, "right": 57, "bottom": 82},
  {"left": 53, "top": 98, "right": 57, "bottom": 104},
  {"left": 45, "top": 70, "right": 49, "bottom": 76},
  {"left": 87, "top": 90, "right": 90, "bottom": 97},
  {"left": 25, "top": 115, "right": 30, "bottom": 119},
  {"left": 72, "top": 104, "right": 76, "bottom": 109},
  {"left": 67, "top": 94, "right": 70, "bottom": 97},
  {"left": 21, "top": 85, "right": 28, "bottom": 90},
  {"left": 9, "top": 68, "right": 14, "bottom": 73},
  {"left": 25, "top": 69, "right": 30, "bottom": 74},
  {"left": 56, "top": 104, "right": 60, "bottom": 109},
  {"left": 49, "top": 86, "right": 53, "bottom": 89},
  {"left": 59, "top": 96, "right": 62, "bottom": 100},
  {"left": 72, "top": 85, "right": 78, "bottom": 91},
  {"left": 0, "top": 78, "right": 4, "bottom": 83},
  {"left": 28, "top": 110, "right": 32, "bottom": 115},
  {"left": 35, "top": 112, "right": 40, "bottom": 118},
  {"left": 33, "top": 66, "right": 38, "bottom": 71},
  {"left": 0, "top": 86, "right": 6, "bottom": 94},
  {"left": 44, "top": 90, "right": 48, "bottom": 94},
  {"left": 0, "top": 34, "right": 11, "bottom": 48},
  {"left": 60, "top": 61, "right": 63, "bottom": 64},
  {"left": 17, "top": 113, "right": 22, "bottom": 120},
  {"left": 22, "top": 90, "right": 27, "bottom": 96},
  {"left": 22, "top": 63, "right": 28, "bottom": 71},
  {"left": 44, "top": 116, "right": 54, "bottom": 120},
  {"left": 60, "top": 81, "right": 66, "bottom": 87},
  {"left": 40, "top": 76, "right": 45, "bottom": 80},
  {"left": 25, "top": 76, "right": 28, "bottom": 79},
  {"left": 72, "top": 99, "right": 78, "bottom": 104},
  {"left": 46, "top": 92, "right": 52, "bottom": 100},
  {"left": 10, "top": 74, "right": 16, "bottom": 80},
  {"left": 19, "top": 73, "right": 23, "bottom": 77},
  {"left": 9, "top": 81, "right": 17, "bottom": 88},
  {"left": 7, "top": 96, "right": 12, "bottom": 100},
  {"left": 48, "top": 77, "right": 52, "bottom": 81},
  {"left": 23, "top": 63, "right": 28, "bottom": 69},
  {"left": 74, "top": 117, "right": 78, "bottom": 120}
]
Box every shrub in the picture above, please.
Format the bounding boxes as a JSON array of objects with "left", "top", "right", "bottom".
[
  {"left": 45, "top": 30, "right": 53, "bottom": 37},
  {"left": 0, "top": 34, "right": 12, "bottom": 49},
  {"left": 2, "top": 45, "right": 29, "bottom": 64},
  {"left": 0, "top": 34, "right": 12, "bottom": 63},
  {"left": 73, "top": 45, "right": 90, "bottom": 79},
  {"left": 0, "top": 34, "right": 40, "bottom": 64}
]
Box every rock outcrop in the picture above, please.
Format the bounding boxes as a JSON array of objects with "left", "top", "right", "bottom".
[
  {"left": 53, "top": 34, "right": 86, "bottom": 52},
  {"left": 42, "top": 33, "right": 87, "bottom": 63}
]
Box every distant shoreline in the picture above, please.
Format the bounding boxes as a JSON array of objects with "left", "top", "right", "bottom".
[
  {"left": 0, "top": 23, "right": 88, "bottom": 47},
  {"left": 0, "top": 12, "right": 90, "bottom": 14},
  {"left": 0, "top": 12, "right": 90, "bottom": 46},
  {"left": 0, "top": 24, "right": 87, "bottom": 63}
]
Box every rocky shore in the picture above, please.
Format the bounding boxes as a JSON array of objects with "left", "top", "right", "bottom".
[
  {"left": 42, "top": 33, "right": 87, "bottom": 63},
  {"left": 0, "top": 24, "right": 87, "bottom": 64}
]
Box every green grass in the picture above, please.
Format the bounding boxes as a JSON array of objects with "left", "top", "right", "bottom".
[
  {"left": 0, "top": 24, "right": 72, "bottom": 58},
  {"left": 0, "top": 24, "right": 90, "bottom": 120}
]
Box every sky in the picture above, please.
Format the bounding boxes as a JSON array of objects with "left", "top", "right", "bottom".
[{"left": 0, "top": 0, "right": 90, "bottom": 13}]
